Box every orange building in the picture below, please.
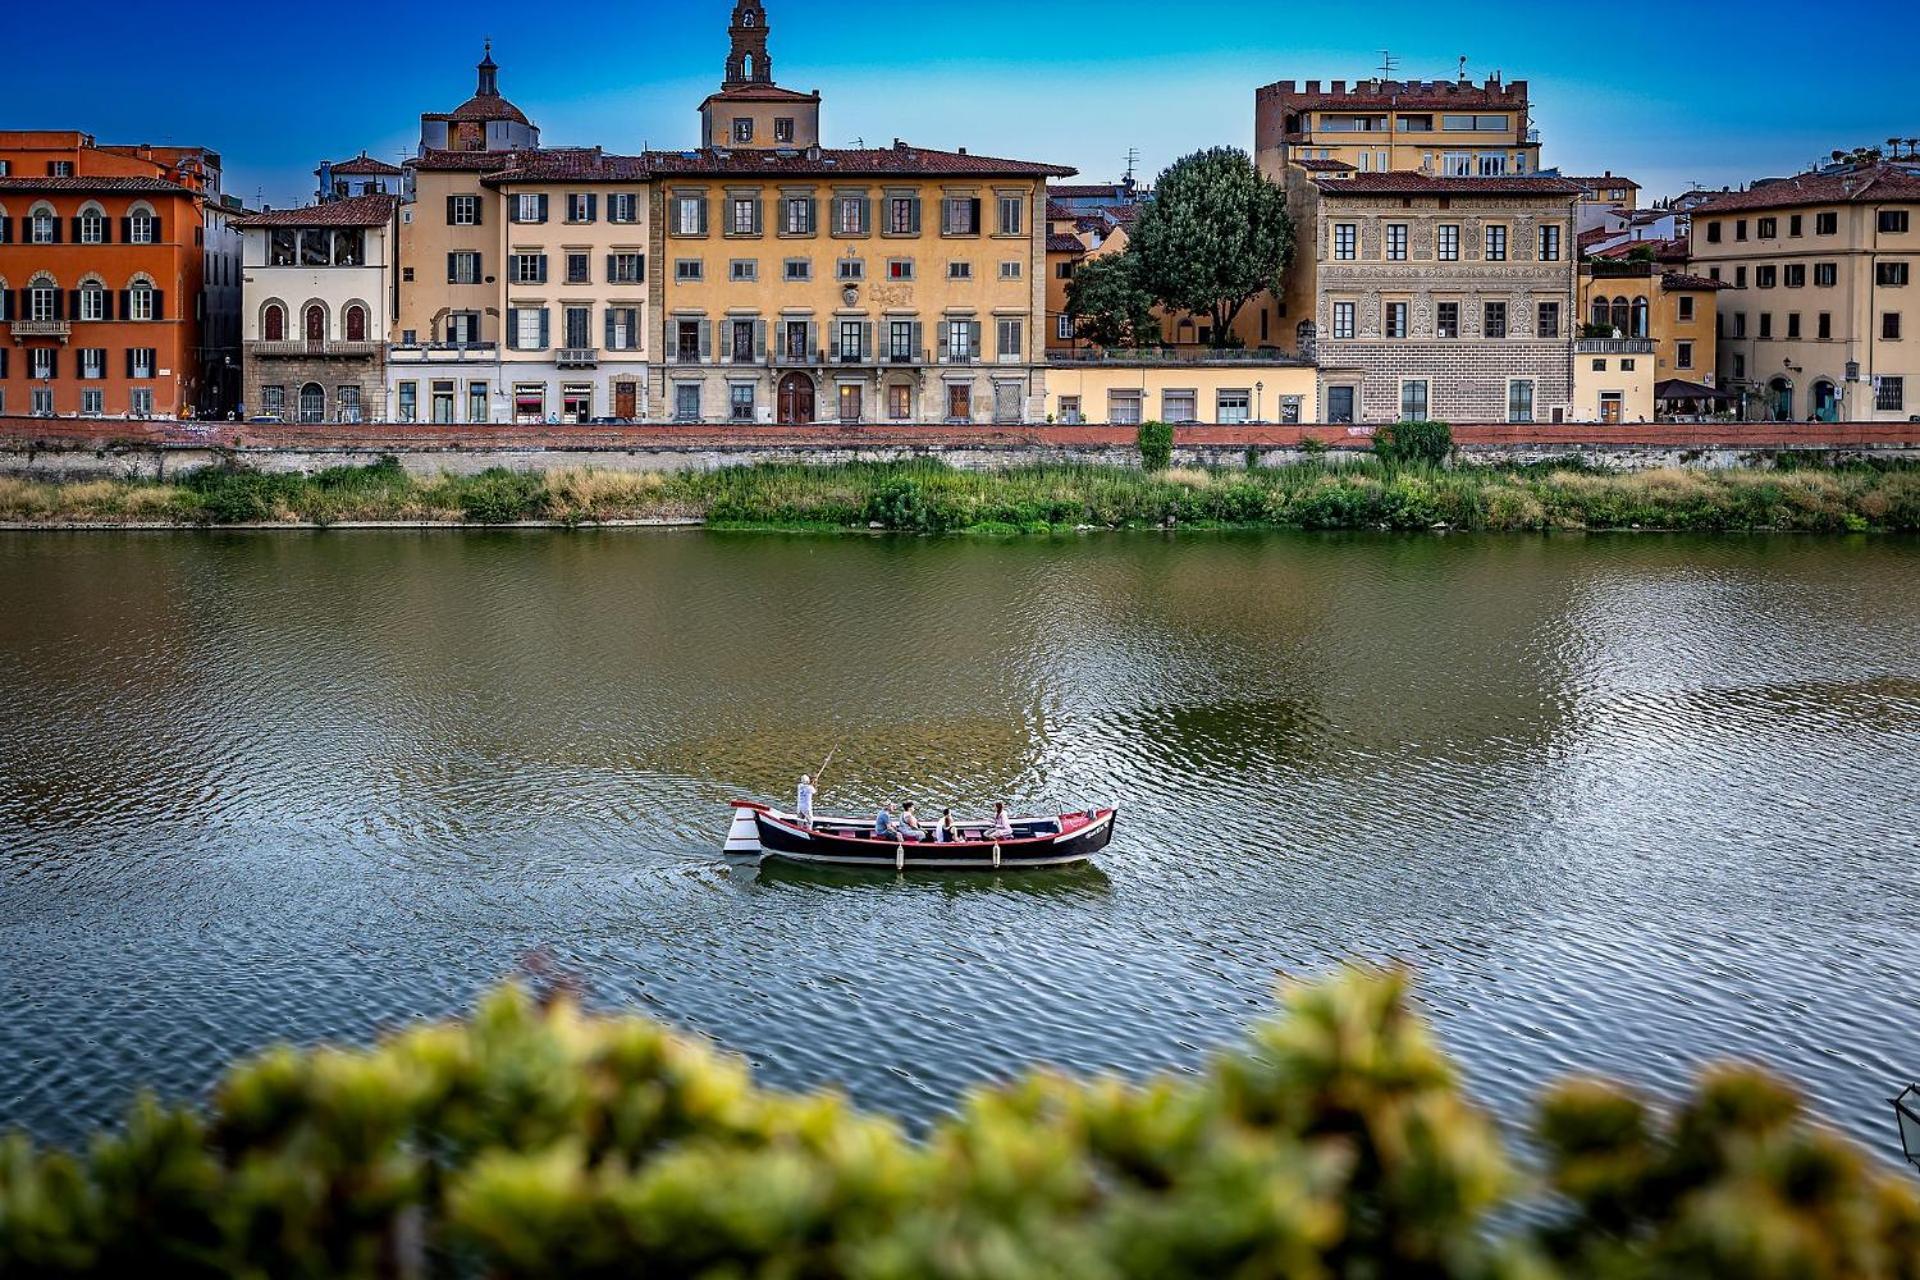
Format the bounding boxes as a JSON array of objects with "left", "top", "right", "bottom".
[{"left": 0, "top": 130, "right": 240, "bottom": 418}]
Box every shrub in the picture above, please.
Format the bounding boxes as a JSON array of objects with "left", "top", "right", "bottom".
[
  {"left": 1136, "top": 420, "right": 1175, "bottom": 472},
  {"left": 1, "top": 967, "right": 1914, "bottom": 1278},
  {"left": 1374, "top": 419, "right": 1454, "bottom": 468},
  {"left": 459, "top": 468, "right": 548, "bottom": 524}
]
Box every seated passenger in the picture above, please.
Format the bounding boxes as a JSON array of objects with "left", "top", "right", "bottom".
[
  {"left": 936, "top": 808, "right": 960, "bottom": 843},
  {"left": 898, "top": 801, "right": 927, "bottom": 842},
  {"left": 873, "top": 804, "right": 895, "bottom": 839},
  {"left": 987, "top": 802, "right": 1015, "bottom": 840}
]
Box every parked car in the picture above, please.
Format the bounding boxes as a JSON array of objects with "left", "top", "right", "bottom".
[{"left": 586, "top": 416, "right": 636, "bottom": 425}]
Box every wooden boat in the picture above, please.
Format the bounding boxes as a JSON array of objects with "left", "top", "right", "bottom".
[{"left": 725, "top": 801, "right": 1118, "bottom": 870}]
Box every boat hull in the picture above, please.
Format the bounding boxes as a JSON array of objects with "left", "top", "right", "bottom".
[{"left": 728, "top": 803, "right": 1117, "bottom": 870}]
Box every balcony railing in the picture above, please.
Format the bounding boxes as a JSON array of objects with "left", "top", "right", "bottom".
[
  {"left": 556, "top": 347, "right": 599, "bottom": 368},
  {"left": 8, "top": 320, "right": 72, "bottom": 338},
  {"left": 249, "top": 339, "right": 383, "bottom": 358},
  {"left": 937, "top": 351, "right": 979, "bottom": 366},
  {"left": 1049, "top": 347, "right": 1303, "bottom": 366},
  {"left": 389, "top": 341, "right": 499, "bottom": 362},
  {"left": 1575, "top": 338, "right": 1655, "bottom": 354}
]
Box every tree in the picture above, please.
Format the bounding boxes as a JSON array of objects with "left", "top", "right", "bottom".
[
  {"left": 1129, "top": 147, "right": 1293, "bottom": 348},
  {"left": 1064, "top": 252, "right": 1160, "bottom": 348}
]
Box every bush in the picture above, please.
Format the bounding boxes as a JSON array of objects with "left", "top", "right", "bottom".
[
  {"left": 459, "top": 468, "right": 548, "bottom": 524},
  {"left": 1136, "top": 420, "right": 1175, "bottom": 472},
  {"left": 0, "top": 967, "right": 1912, "bottom": 1278},
  {"left": 1374, "top": 419, "right": 1454, "bottom": 468}
]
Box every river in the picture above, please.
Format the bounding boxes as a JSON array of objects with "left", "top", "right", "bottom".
[{"left": 0, "top": 529, "right": 1915, "bottom": 1160}]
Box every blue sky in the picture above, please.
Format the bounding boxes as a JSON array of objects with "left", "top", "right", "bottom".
[{"left": 14, "top": 0, "right": 1917, "bottom": 207}]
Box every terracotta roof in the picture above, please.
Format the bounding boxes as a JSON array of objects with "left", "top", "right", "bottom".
[
  {"left": 1693, "top": 165, "right": 1920, "bottom": 214},
  {"left": 699, "top": 83, "right": 820, "bottom": 106},
  {"left": 0, "top": 175, "right": 192, "bottom": 195},
  {"left": 428, "top": 93, "right": 532, "bottom": 126},
  {"left": 646, "top": 144, "right": 1074, "bottom": 179},
  {"left": 1313, "top": 173, "right": 1583, "bottom": 197},
  {"left": 1047, "top": 233, "right": 1088, "bottom": 254},
  {"left": 1045, "top": 199, "right": 1075, "bottom": 221},
  {"left": 1292, "top": 157, "right": 1356, "bottom": 172},
  {"left": 484, "top": 152, "right": 652, "bottom": 184},
  {"left": 410, "top": 147, "right": 589, "bottom": 173},
  {"left": 1049, "top": 183, "right": 1136, "bottom": 200},
  {"left": 232, "top": 193, "right": 398, "bottom": 228},
  {"left": 327, "top": 155, "right": 404, "bottom": 176},
  {"left": 1106, "top": 204, "right": 1140, "bottom": 225},
  {"left": 1661, "top": 271, "right": 1732, "bottom": 291},
  {"left": 1577, "top": 226, "right": 1614, "bottom": 249},
  {"left": 1589, "top": 235, "right": 1690, "bottom": 262},
  {"left": 1564, "top": 175, "right": 1641, "bottom": 190}
]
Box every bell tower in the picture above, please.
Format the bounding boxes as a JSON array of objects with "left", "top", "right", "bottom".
[{"left": 725, "top": 0, "right": 773, "bottom": 86}]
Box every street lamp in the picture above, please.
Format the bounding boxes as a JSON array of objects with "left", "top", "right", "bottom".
[
  {"left": 1255, "top": 380, "right": 1265, "bottom": 425},
  {"left": 1894, "top": 1086, "right": 1920, "bottom": 1172}
]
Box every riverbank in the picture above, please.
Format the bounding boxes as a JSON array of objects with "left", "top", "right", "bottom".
[{"left": 1, "top": 457, "right": 1915, "bottom": 533}]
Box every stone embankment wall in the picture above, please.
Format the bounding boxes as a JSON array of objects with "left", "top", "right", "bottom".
[{"left": 2, "top": 417, "right": 1917, "bottom": 482}]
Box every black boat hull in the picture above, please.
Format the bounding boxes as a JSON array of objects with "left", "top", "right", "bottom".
[{"left": 729, "top": 803, "right": 1117, "bottom": 870}]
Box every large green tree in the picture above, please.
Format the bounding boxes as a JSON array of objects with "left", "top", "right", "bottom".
[
  {"left": 1064, "top": 252, "right": 1160, "bottom": 348},
  {"left": 1129, "top": 147, "right": 1293, "bottom": 347}
]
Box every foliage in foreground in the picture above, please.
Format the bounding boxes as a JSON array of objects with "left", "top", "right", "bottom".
[
  {"left": 1, "top": 456, "right": 1917, "bottom": 533},
  {"left": 0, "top": 967, "right": 1914, "bottom": 1279}
]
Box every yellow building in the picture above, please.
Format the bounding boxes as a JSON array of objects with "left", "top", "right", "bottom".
[
  {"left": 649, "top": 2, "right": 1071, "bottom": 424},
  {"left": 1045, "top": 357, "right": 1316, "bottom": 425},
  {"left": 1573, "top": 338, "right": 1655, "bottom": 422},
  {"left": 1255, "top": 74, "right": 1542, "bottom": 179},
  {"left": 1578, "top": 263, "right": 1729, "bottom": 414}
]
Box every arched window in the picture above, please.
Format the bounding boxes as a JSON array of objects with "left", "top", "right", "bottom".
[
  {"left": 78, "top": 279, "right": 107, "bottom": 322},
  {"left": 263, "top": 303, "right": 286, "bottom": 341},
  {"left": 78, "top": 204, "right": 107, "bottom": 245},
  {"left": 1590, "top": 296, "right": 1611, "bottom": 329},
  {"left": 344, "top": 304, "right": 367, "bottom": 342},
  {"left": 298, "top": 383, "right": 326, "bottom": 423},
  {"left": 29, "top": 204, "right": 57, "bottom": 245},
  {"left": 127, "top": 204, "right": 157, "bottom": 245},
  {"left": 127, "top": 279, "right": 156, "bottom": 321},
  {"left": 27, "top": 273, "right": 59, "bottom": 322},
  {"left": 1631, "top": 297, "right": 1650, "bottom": 338},
  {"left": 304, "top": 304, "right": 326, "bottom": 342},
  {"left": 1610, "top": 298, "right": 1630, "bottom": 334}
]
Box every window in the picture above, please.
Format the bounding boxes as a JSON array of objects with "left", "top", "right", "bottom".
[
  {"left": 1436, "top": 301, "right": 1460, "bottom": 339},
  {"left": 1756, "top": 265, "right": 1777, "bottom": 288},
  {"left": 396, "top": 382, "right": 417, "bottom": 422},
  {"left": 1759, "top": 313, "right": 1773, "bottom": 339},
  {"left": 838, "top": 258, "right": 865, "bottom": 281},
  {"left": 838, "top": 319, "right": 866, "bottom": 360},
  {"left": 783, "top": 259, "right": 811, "bottom": 281},
  {"left": 565, "top": 193, "right": 599, "bottom": 225},
  {"left": 261, "top": 385, "right": 285, "bottom": 417},
  {"left": 510, "top": 252, "right": 547, "bottom": 284},
  {"left": 1538, "top": 224, "right": 1561, "bottom": 260},
  {"left": 605, "top": 308, "right": 639, "bottom": 350},
  {"left": 1333, "top": 223, "right": 1356, "bottom": 260},
  {"left": 1537, "top": 301, "right": 1560, "bottom": 339},
  {"left": 730, "top": 383, "right": 755, "bottom": 422},
  {"left": 30, "top": 210, "right": 56, "bottom": 244},
  {"left": 783, "top": 197, "right": 816, "bottom": 235},
  {"left": 1478, "top": 152, "right": 1507, "bottom": 177},
  {"left": 1483, "top": 301, "right": 1507, "bottom": 338},
  {"left": 996, "top": 317, "right": 1023, "bottom": 361},
  {"left": 127, "top": 282, "right": 156, "bottom": 321},
  {"left": 31, "top": 388, "right": 53, "bottom": 416},
  {"left": 888, "top": 384, "right": 913, "bottom": 420},
  {"left": 945, "top": 320, "right": 978, "bottom": 360},
  {"left": 1877, "top": 262, "right": 1910, "bottom": 287},
  {"left": 1790, "top": 215, "right": 1803, "bottom": 237},
  {"left": 1885, "top": 312, "right": 1903, "bottom": 340},
  {"left": 1400, "top": 380, "right": 1429, "bottom": 420},
  {"left": 948, "top": 261, "right": 972, "bottom": 280},
  {"left": 1332, "top": 301, "right": 1355, "bottom": 339},
  {"left": 887, "top": 196, "right": 920, "bottom": 235},
  {"left": 448, "top": 194, "right": 479, "bottom": 226},
  {"left": 675, "top": 259, "right": 704, "bottom": 282},
  {"left": 1385, "top": 301, "right": 1408, "bottom": 338},
  {"left": 78, "top": 348, "right": 104, "bottom": 379},
  {"left": 510, "top": 306, "right": 548, "bottom": 350},
  {"left": 1216, "top": 390, "right": 1252, "bottom": 424},
  {"left": 1877, "top": 376, "right": 1905, "bottom": 411},
  {"left": 731, "top": 197, "right": 760, "bottom": 235},
  {"left": 1057, "top": 395, "right": 1082, "bottom": 424},
  {"left": 1484, "top": 225, "right": 1507, "bottom": 261},
  {"left": 609, "top": 252, "right": 645, "bottom": 284},
  {"left": 298, "top": 382, "right": 326, "bottom": 424},
  {"left": 999, "top": 261, "right": 1022, "bottom": 281},
  {"left": 1816, "top": 212, "right": 1837, "bottom": 235},
  {"left": 446, "top": 312, "right": 481, "bottom": 345},
  {"left": 469, "top": 382, "right": 489, "bottom": 423},
  {"left": 947, "top": 383, "right": 973, "bottom": 421},
  {"left": 1757, "top": 217, "right": 1777, "bottom": 238},
  {"left": 1784, "top": 264, "right": 1806, "bottom": 288},
  {"left": 1818, "top": 312, "right": 1832, "bottom": 339},
  {"left": 887, "top": 259, "right": 914, "bottom": 281},
  {"left": 774, "top": 117, "right": 795, "bottom": 143},
  {"left": 129, "top": 388, "right": 152, "bottom": 418},
  {"left": 675, "top": 195, "right": 706, "bottom": 236},
  {"left": 512, "top": 193, "right": 548, "bottom": 224},
  {"left": 998, "top": 195, "right": 1024, "bottom": 236},
  {"left": 1057, "top": 313, "right": 1073, "bottom": 340},
  {"left": 129, "top": 348, "right": 155, "bottom": 379},
  {"left": 1385, "top": 224, "right": 1407, "bottom": 260},
  {"left": 1706, "top": 221, "right": 1722, "bottom": 243},
  {"left": 1677, "top": 340, "right": 1693, "bottom": 369},
  {"left": 1735, "top": 266, "right": 1747, "bottom": 289},
  {"left": 1621, "top": 359, "right": 1636, "bottom": 372},
  {"left": 79, "top": 209, "right": 105, "bottom": 244},
  {"left": 838, "top": 384, "right": 863, "bottom": 421},
  {"left": 942, "top": 197, "right": 980, "bottom": 235},
  {"left": 337, "top": 386, "right": 362, "bottom": 424},
  {"left": 1787, "top": 313, "right": 1801, "bottom": 339},
  {"left": 1879, "top": 211, "right": 1910, "bottom": 234},
  {"left": 1731, "top": 312, "right": 1747, "bottom": 337},
  {"left": 730, "top": 258, "right": 758, "bottom": 282},
  {"left": 50, "top": 161, "right": 73, "bottom": 176},
  {"left": 566, "top": 252, "right": 591, "bottom": 285},
  {"left": 674, "top": 384, "right": 701, "bottom": 422},
  {"left": 834, "top": 195, "right": 869, "bottom": 235},
  {"left": 1735, "top": 219, "right": 1748, "bottom": 241},
  {"left": 1106, "top": 390, "right": 1142, "bottom": 425},
  {"left": 1630, "top": 297, "right": 1648, "bottom": 337},
  {"left": 1326, "top": 385, "right": 1356, "bottom": 423},
  {"left": 1507, "top": 380, "right": 1535, "bottom": 423},
  {"left": 732, "top": 118, "right": 753, "bottom": 144},
  {"left": 448, "top": 251, "right": 481, "bottom": 284},
  {"left": 1437, "top": 224, "right": 1459, "bottom": 261},
  {"left": 608, "top": 193, "right": 639, "bottom": 223},
  {"left": 514, "top": 384, "right": 547, "bottom": 423},
  {"left": 1162, "top": 390, "right": 1197, "bottom": 424},
  {"left": 78, "top": 284, "right": 106, "bottom": 321},
  {"left": 887, "top": 320, "right": 916, "bottom": 361}
]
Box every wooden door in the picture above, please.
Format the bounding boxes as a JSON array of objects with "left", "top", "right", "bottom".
[
  {"left": 614, "top": 383, "right": 637, "bottom": 420},
  {"left": 778, "top": 373, "right": 814, "bottom": 425}
]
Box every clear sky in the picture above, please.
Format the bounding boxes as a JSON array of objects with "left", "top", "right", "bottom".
[{"left": 14, "top": 0, "right": 1918, "bottom": 208}]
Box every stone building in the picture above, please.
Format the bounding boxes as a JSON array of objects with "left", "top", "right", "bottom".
[
  {"left": 1310, "top": 172, "right": 1581, "bottom": 424},
  {"left": 235, "top": 194, "right": 397, "bottom": 423}
]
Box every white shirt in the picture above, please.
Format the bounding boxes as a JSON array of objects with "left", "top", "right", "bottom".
[{"left": 796, "top": 783, "right": 815, "bottom": 813}]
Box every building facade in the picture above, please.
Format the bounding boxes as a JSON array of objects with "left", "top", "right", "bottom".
[
  {"left": 697, "top": 0, "right": 822, "bottom": 150},
  {"left": 1311, "top": 173, "right": 1580, "bottom": 423},
  {"left": 235, "top": 194, "right": 397, "bottom": 423},
  {"left": 0, "top": 130, "right": 236, "bottom": 419},
  {"left": 418, "top": 44, "right": 541, "bottom": 155},
  {"left": 1045, "top": 355, "right": 1316, "bottom": 424},
  {"left": 1690, "top": 162, "right": 1920, "bottom": 421},
  {"left": 1578, "top": 262, "right": 1728, "bottom": 393},
  {"left": 1255, "top": 75, "right": 1541, "bottom": 180}
]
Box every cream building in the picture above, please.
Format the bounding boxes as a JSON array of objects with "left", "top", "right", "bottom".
[
  {"left": 1691, "top": 160, "right": 1920, "bottom": 421},
  {"left": 1045, "top": 356, "right": 1316, "bottom": 424},
  {"left": 1572, "top": 338, "right": 1655, "bottom": 423}
]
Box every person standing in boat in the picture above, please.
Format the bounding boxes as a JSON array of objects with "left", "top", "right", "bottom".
[{"left": 796, "top": 774, "right": 816, "bottom": 828}]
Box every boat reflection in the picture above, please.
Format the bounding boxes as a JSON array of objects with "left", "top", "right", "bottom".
[{"left": 749, "top": 856, "right": 1114, "bottom": 899}]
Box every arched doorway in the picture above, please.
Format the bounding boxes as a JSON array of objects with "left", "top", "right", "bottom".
[
  {"left": 298, "top": 382, "right": 325, "bottom": 423},
  {"left": 304, "top": 305, "right": 325, "bottom": 344},
  {"left": 1767, "top": 377, "right": 1793, "bottom": 422},
  {"left": 777, "top": 372, "right": 815, "bottom": 425},
  {"left": 1811, "top": 380, "right": 1837, "bottom": 422}
]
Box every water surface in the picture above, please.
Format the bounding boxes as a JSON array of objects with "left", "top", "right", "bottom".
[{"left": 1, "top": 529, "right": 1915, "bottom": 1160}]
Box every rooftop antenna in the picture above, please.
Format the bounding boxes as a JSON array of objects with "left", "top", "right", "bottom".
[
  {"left": 1377, "top": 49, "right": 1399, "bottom": 79},
  {"left": 1123, "top": 147, "right": 1141, "bottom": 186},
  {"left": 1457, "top": 55, "right": 1469, "bottom": 82}
]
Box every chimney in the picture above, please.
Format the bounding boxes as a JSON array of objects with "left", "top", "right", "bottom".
[
  {"left": 1331, "top": 79, "right": 1346, "bottom": 94},
  {"left": 958, "top": 147, "right": 968, "bottom": 155}
]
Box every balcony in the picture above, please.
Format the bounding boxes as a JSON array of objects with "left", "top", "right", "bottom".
[
  {"left": 937, "top": 351, "right": 979, "bottom": 366},
  {"left": 556, "top": 347, "right": 599, "bottom": 369},
  {"left": 1050, "top": 347, "right": 1304, "bottom": 366},
  {"left": 8, "top": 320, "right": 72, "bottom": 339},
  {"left": 249, "top": 339, "right": 383, "bottom": 358},
  {"left": 883, "top": 348, "right": 930, "bottom": 366},
  {"left": 770, "top": 348, "right": 826, "bottom": 367},
  {"left": 1575, "top": 337, "right": 1655, "bottom": 355},
  {"left": 389, "top": 342, "right": 499, "bottom": 364}
]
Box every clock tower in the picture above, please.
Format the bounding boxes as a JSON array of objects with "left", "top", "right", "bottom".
[
  {"left": 725, "top": 0, "right": 773, "bottom": 86},
  {"left": 698, "top": 0, "right": 822, "bottom": 150}
]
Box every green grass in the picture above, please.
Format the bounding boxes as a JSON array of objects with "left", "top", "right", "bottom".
[{"left": 2, "top": 456, "right": 1916, "bottom": 533}]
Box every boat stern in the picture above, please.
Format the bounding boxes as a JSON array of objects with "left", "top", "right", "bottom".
[{"left": 724, "top": 801, "right": 767, "bottom": 856}]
